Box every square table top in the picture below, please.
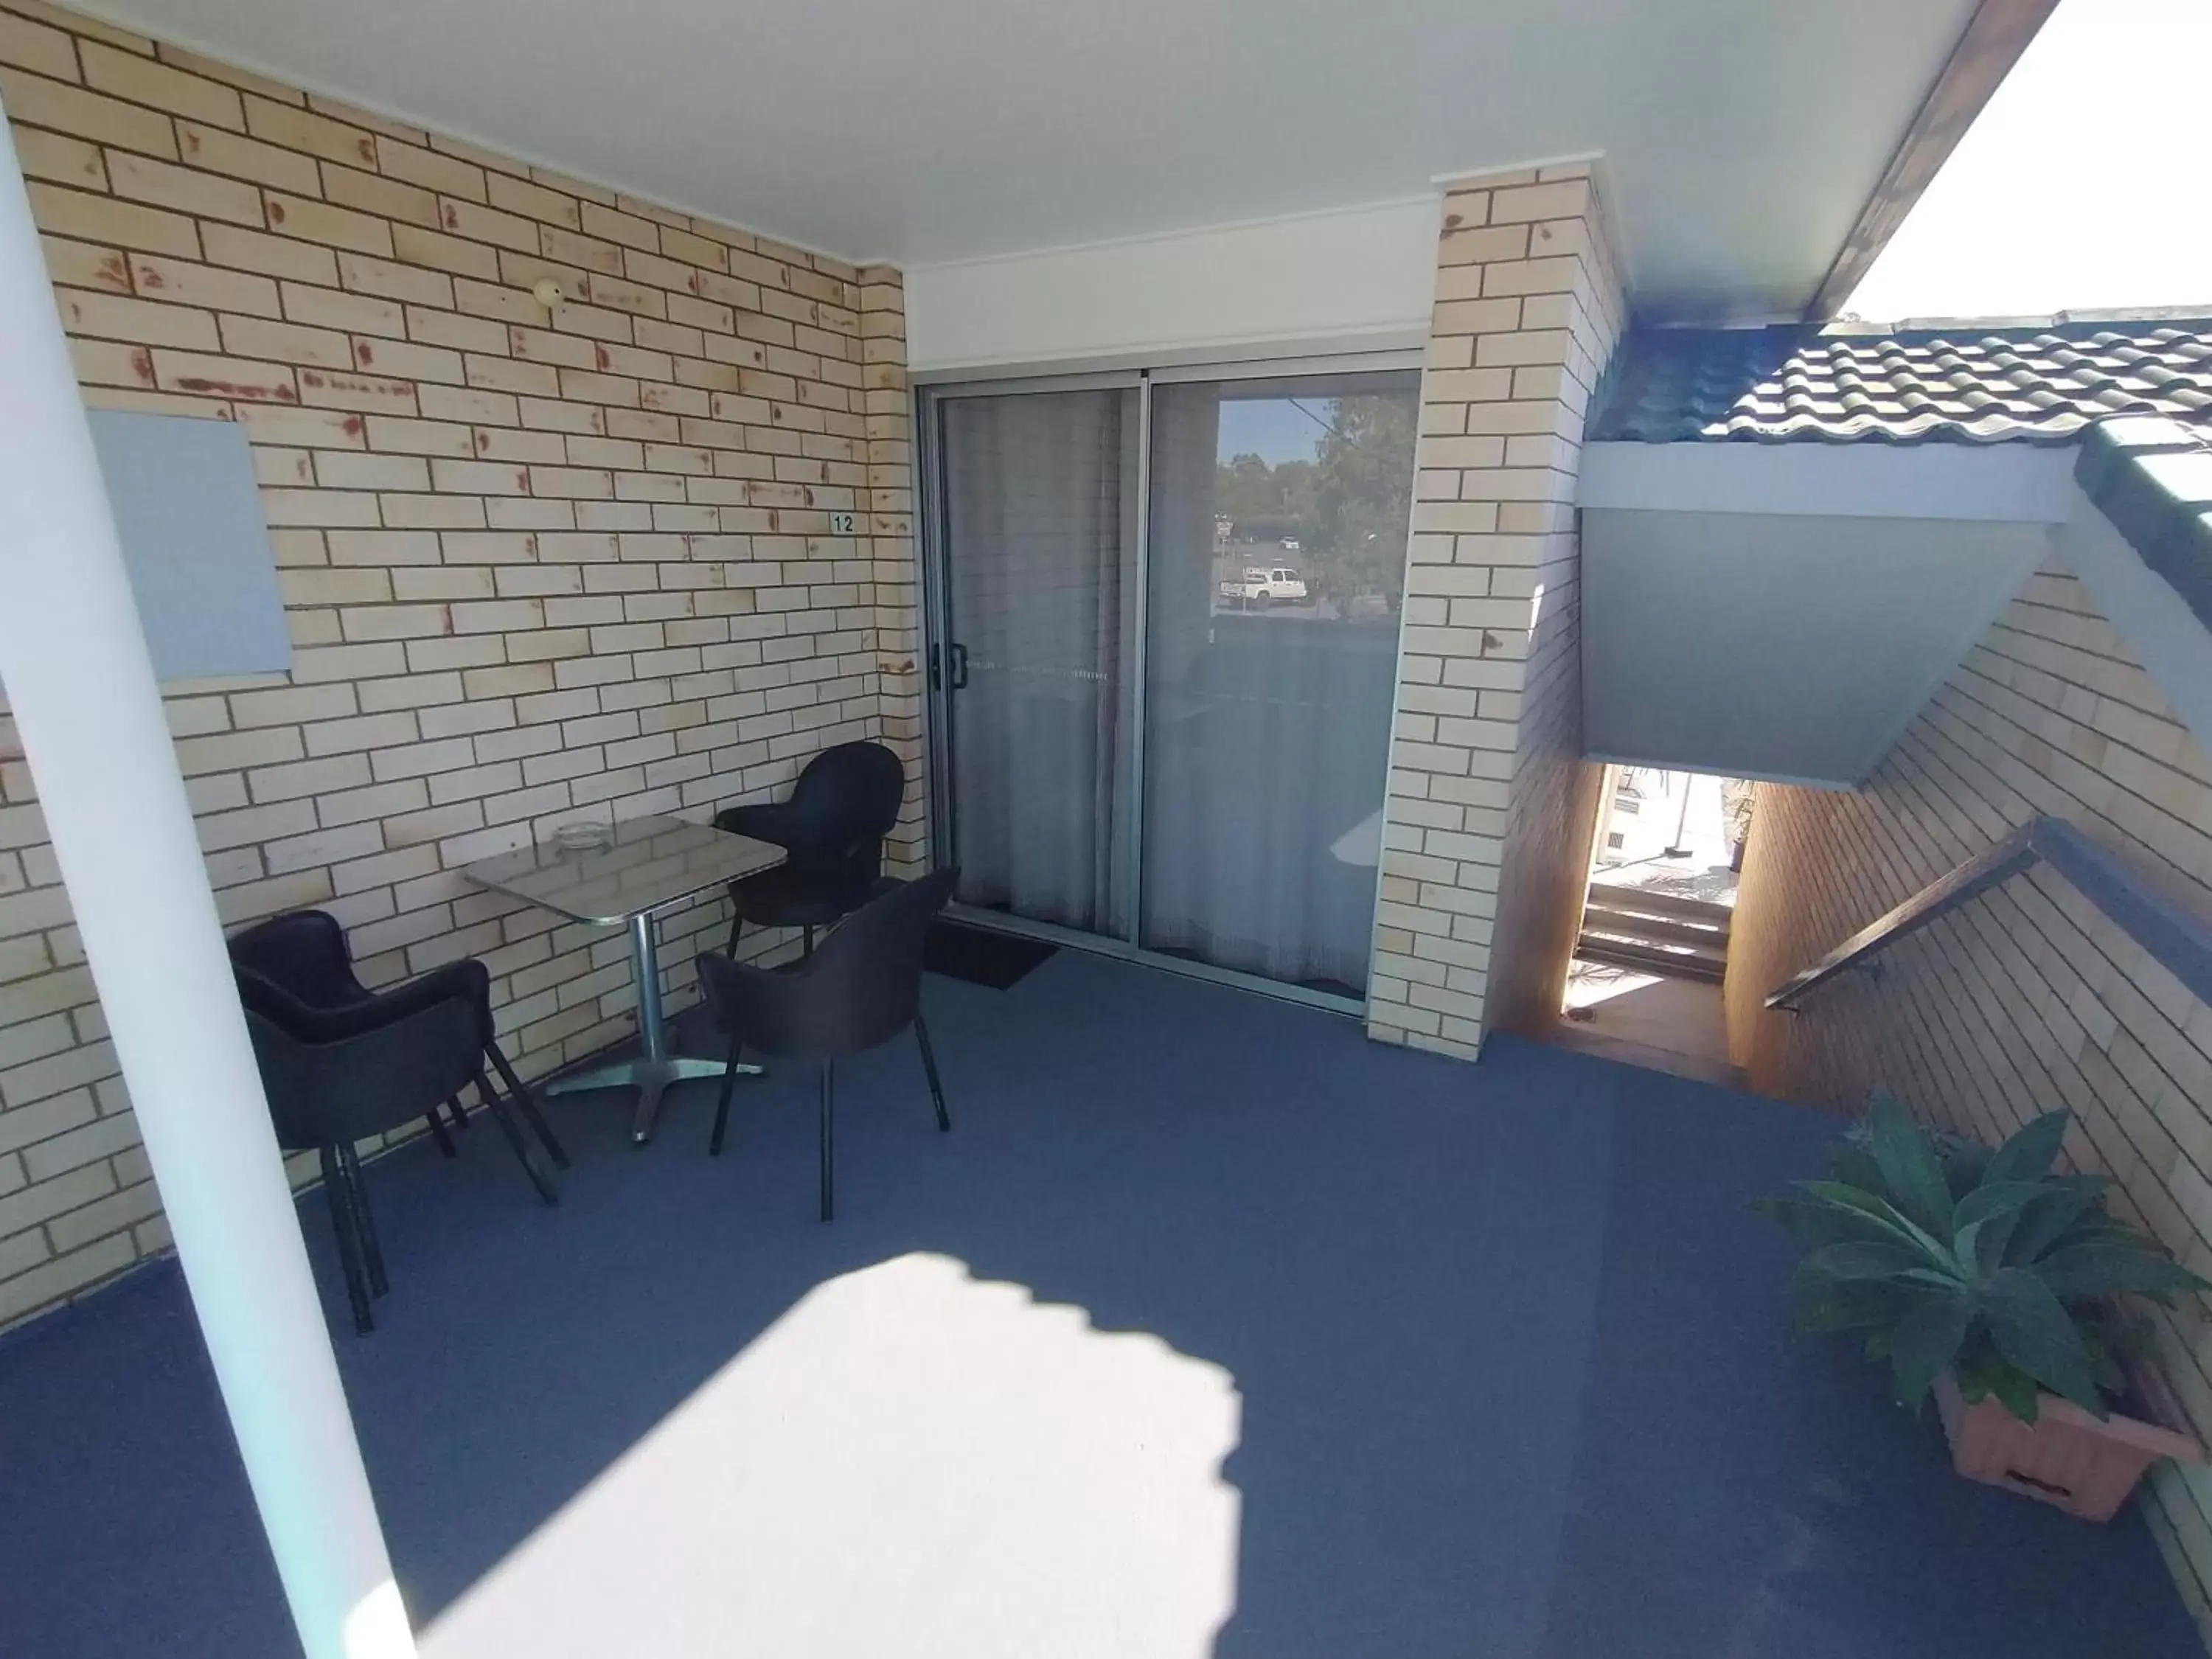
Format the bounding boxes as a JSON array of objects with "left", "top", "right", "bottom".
[{"left": 459, "top": 814, "right": 785, "bottom": 926}]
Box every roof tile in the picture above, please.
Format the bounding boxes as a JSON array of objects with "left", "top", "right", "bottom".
[{"left": 1589, "top": 317, "right": 2212, "bottom": 445}]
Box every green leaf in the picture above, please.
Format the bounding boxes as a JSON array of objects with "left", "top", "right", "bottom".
[
  {"left": 1795, "top": 1279, "right": 1932, "bottom": 1334},
  {"left": 2055, "top": 1216, "right": 2139, "bottom": 1255},
  {"left": 1897, "top": 1267, "right": 1972, "bottom": 1293},
  {"left": 1797, "top": 1181, "right": 1952, "bottom": 1265},
  {"left": 1829, "top": 1143, "right": 1885, "bottom": 1194},
  {"left": 1957, "top": 1340, "right": 2048, "bottom": 1424},
  {"left": 1953, "top": 1180, "right": 2048, "bottom": 1233},
  {"left": 2081, "top": 1308, "right": 2135, "bottom": 1397},
  {"left": 2004, "top": 1177, "right": 2114, "bottom": 1265},
  {"left": 1943, "top": 1141, "right": 1992, "bottom": 1200},
  {"left": 1982, "top": 1110, "right": 2071, "bottom": 1188},
  {"left": 1986, "top": 1359, "right": 2043, "bottom": 1425},
  {"left": 1952, "top": 1182, "right": 2046, "bottom": 1281},
  {"left": 1983, "top": 1267, "right": 2105, "bottom": 1416},
  {"left": 1952, "top": 1218, "right": 1989, "bottom": 1281},
  {"left": 2036, "top": 1241, "right": 2212, "bottom": 1304},
  {"left": 1888, "top": 1292, "right": 1975, "bottom": 1409},
  {"left": 1975, "top": 1206, "right": 2029, "bottom": 1279},
  {"left": 1753, "top": 1193, "right": 1902, "bottom": 1251},
  {"left": 1795, "top": 1241, "right": 1923, "bottom": 1283},
  {"left": 1867, "top": 1093, "right": 1955, "bottom": 1239}
]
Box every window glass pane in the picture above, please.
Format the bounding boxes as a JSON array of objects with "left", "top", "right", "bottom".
[{"left": 1140, "top": 372, "right": 1419, "bottom": 994}]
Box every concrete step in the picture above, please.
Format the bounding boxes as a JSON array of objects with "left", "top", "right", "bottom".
[
  {"left": 1573, "top": 936, "right": 1728, "bottom": 984},
  {"left": 1579, "top": 911, "right": 1728, "bottom": 951},
  {"left": 1583, "top": 885, "right": 1735, "bottom": 931}
]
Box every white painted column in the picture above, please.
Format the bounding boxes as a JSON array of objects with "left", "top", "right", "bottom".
[{"left": 0, "top": 106, "right": 415, "bottom": 1659}]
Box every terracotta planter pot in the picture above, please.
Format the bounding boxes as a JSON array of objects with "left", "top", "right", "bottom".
[{"left": 1934, "top": 1366, "right": 2203, "bottom": 1521}]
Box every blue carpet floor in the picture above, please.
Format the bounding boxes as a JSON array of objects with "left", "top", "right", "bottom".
[{"left": 0, "top": 949, "right": 2197, "bottom": 1657}]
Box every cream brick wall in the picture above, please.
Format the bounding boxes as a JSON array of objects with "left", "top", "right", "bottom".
[
  {"left": 0, "top": 0, "right": 919, "bottom": 1326},
  {"left": 1366, "top": 166, "right": 1624, "bottom": 1058},
  {"left": 1725, "top": 556, "right": 2212, "bottom": 1644}
]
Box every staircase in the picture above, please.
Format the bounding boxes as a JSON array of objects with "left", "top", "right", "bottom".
[{"left": 1575, "top": 883, "right": 1732, "bottom": 984}]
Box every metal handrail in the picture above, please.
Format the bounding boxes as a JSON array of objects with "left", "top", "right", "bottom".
[{"left": 1765, "top": 816, "right": 2212, "bottom": 1012}]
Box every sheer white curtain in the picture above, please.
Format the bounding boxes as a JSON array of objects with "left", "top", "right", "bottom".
[
  {"left": 939, "top": 389, "right": 1137, "bottom": 935},
  {"left": 1138, "top": 377, "right": 1413, "bottom": 994}
]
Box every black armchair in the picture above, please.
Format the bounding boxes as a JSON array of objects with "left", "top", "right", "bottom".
[
  {"left": 714, "top": 740, "right": 905, "bottom": 958},
  {"left": 228, "top": 910, "right": 567, "bottom": 1332},
  {"left": 235, "top": 968, "right": 558, "bottom": 1333},
  {"left": 226, "top": 909, "right": 567, "bottom": 1167},
  {"left": 695, "top": 866, "right": 957, "bottom": 1221}
]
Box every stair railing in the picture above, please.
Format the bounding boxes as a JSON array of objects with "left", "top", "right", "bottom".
[{"left": 1765, "top": 816, "right": 2212, "bottom": 1013}]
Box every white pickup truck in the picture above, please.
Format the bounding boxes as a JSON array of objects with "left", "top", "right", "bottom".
[{"left": 1219, "top": 565, "right": 1308, "bottom": 607}]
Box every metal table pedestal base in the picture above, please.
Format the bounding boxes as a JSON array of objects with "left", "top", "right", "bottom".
[
  {"left": 546, "top": 911, "right": 761, "bottom": 1143},
  {"left": 546, "top": 1055, "right": 760, "bottom": 1144}
]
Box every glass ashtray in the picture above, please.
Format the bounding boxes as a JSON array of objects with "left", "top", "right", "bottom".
[{"left": 553, "top": 821, "right": 613, "bottom": 853}]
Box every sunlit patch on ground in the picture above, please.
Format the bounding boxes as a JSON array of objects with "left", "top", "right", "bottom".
[
  {"left": 1562, "top": 956, "right": 1662, "bottom": 1012},
  {"left": 421, "top": 1252, "right": 1240, "bottom": 1659}
]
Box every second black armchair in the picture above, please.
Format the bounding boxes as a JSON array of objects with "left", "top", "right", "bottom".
[
  {"left": 714, "top": 740, "right": 905, "bottom": 958},
  {"left": 695, "top": 867, "right": 957, "bottom": 1221}
]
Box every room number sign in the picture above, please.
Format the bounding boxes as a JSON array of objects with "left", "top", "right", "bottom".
[{"left": 830, "top": 511, "right": 857, "bottom": 535}]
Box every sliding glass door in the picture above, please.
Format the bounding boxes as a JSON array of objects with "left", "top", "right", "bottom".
[
  {"left": 925, "top": 361, "right": 1419, "bottom": 1003},
  {"left": 934, "top": 386, "right": 1139, "bottom": 936}
]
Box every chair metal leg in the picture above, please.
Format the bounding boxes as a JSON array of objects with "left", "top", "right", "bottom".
[
  {"left": 338, "top": 1143, "right": 388, "bottom": 1298},
  {"left": 445, "top": 1096, "right": 470, "bottom": 1134},
  {"left": 914, "top": 1011, "right": 950, "bottom": 1133},
  {"left": 424, "top": 1108, "right": 456, "bottom": 1158},
  {"left": 726, "top": 909, "right": 745, "bottom": 959},
  {"left": 488, "top": 1040, "right": 568, "bottom": 1169},
  {"left": 479, "top": 1072, "right": 558, "bottom": 1206},
  {"left": 709, "top": 1029, "right": 744, "bottom": 1157},
  {"left": 802, "top": 924, "right": 814, "bottom": 957},
  {"left": 320, "top": 1147, "right": 373, "bottom": 1335},
  {"left": 818, "top": 1058, "right": 835, "bottom": 1222}
]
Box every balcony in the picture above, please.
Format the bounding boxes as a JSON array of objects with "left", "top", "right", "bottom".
[{"left": 0, "top": 950, "right": 2194, "bottom": 1657}]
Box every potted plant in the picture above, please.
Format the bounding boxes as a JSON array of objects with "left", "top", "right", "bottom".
[{"left": 1756, "top": 1093, "right": 2208, "bottom": 1520}]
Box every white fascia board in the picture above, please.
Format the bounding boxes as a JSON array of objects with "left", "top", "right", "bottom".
[
  {"left": 1579, "top": 441, "right": 2079, "bottom": 523},
  {"left": 2055, "top": 479, "right": 2212, "bottom": 762},
  {"left": 905, "top": 197, "right": 1441, "bottom": 377}
]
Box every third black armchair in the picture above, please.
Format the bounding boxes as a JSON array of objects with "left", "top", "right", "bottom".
[
  {"left": 714, "top": 740, "right": 905, "bottom": 958},
  {"left": 695, "top": 867, "right": 956, "bottom": 1221},
  {"left": 226, "top": 909, "right": 568, "bottom": 1170}
]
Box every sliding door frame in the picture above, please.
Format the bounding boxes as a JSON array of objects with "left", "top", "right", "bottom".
[{"left": 916, "top": 349, "right": 1422, "bottom": 1019}]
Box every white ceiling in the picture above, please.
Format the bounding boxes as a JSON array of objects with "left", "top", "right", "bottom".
[{"left": 84, "top": 0, "right": 1978, "bottom": 316}]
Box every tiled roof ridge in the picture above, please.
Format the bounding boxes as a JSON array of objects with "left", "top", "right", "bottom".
[{"left": 1827, "top": 305, "right": 2212, "bottom": 335}]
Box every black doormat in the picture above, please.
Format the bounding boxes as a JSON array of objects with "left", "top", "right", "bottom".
[{"left": 924, "top": 920, "right": 1057, "bottom": 989}]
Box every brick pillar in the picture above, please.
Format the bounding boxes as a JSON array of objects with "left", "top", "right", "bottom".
[
  {"left": 1366, "top": 165, "right": 1626, "bottom": 1059},
  {"left": 857, "top": 265, "right": 926, "bottom": 874}
]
